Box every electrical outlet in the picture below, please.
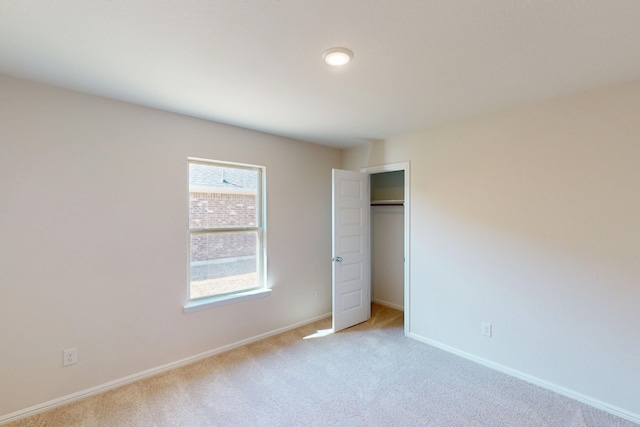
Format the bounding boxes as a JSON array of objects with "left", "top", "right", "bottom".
[
  {"left": 481, "top": 322, "right": 492, "bottom": 337},
  {"left": 63, "top": 348, "right": 77, "bottom": 366}
]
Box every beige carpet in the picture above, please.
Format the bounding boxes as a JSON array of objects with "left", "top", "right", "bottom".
[{"left": 6, "top": 304, "right": 638, "bottom": 426}]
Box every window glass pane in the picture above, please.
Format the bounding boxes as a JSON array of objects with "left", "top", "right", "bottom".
[
  {"left": 189, "top": 163, "right": 258, "bottom": 229},
  {"left": 190, "top": 231, "right": 258, "bottom": 299},
  {"left": 187, "top": 158, "right": 265, "bottom": 303}
]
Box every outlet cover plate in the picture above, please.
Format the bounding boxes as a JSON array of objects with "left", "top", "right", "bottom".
[
  {"left": 63, "top": 348, "right": 77, "bottom": 366},
  {"left": 481, "top": 322, "right": 492, "bottom": 337}
]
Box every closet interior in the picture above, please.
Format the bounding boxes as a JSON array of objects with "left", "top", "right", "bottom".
[{"left": 370, "top": 170, "right": 405, "bottom": 311}]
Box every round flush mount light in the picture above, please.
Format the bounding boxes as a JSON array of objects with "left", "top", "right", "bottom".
[{"left": 322, "top": 47, "right": 353, "bottom": 66}]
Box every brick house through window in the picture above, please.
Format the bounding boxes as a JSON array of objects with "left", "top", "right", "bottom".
[{"left": 188, "top": 160, "right": 265, "bottom": 300}]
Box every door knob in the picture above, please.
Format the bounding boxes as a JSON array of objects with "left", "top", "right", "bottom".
[{"left": 332, "top": 256, "right": 343, "bottom": 262}]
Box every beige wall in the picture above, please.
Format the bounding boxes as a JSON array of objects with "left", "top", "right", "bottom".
[
  {"left": 0, "top": 75, "right": 341, "bottom": 418},
  {"left": 347, "top": 81, "right": 640, "bottom": 419},
  {"left": 371, "top": 206, "right": 404, "bottom": 309}
]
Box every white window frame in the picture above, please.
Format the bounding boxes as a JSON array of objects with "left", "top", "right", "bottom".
[{"left": 183, "top": 158, "right": 270, "bottom": 313}]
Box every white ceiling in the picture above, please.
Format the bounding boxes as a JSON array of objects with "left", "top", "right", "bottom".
[{"left": 2, "top": 1, "right": 640, "bottom": 148}]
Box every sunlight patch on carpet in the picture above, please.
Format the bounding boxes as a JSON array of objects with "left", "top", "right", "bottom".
[{"left": 303, "top": 329, "right": 334, "bottom": 339}]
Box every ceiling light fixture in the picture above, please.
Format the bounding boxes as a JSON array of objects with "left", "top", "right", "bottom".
[{"left": 322, "top": 47, "right": 353, "bottom": 66}]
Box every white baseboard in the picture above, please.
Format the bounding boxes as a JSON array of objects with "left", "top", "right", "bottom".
[
  {"left": 407, "top": 332, "right": 640, "bottom": 425},
  {"left": 372, "top": 298, "right": 404, "bottom": 311},
  {"left": 0, "top": 312, "right": 332, "bottom": 425}
]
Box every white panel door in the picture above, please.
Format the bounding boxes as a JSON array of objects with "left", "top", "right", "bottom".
[{"left": 332, "top": 169, "right": 370, "bottom": 332}]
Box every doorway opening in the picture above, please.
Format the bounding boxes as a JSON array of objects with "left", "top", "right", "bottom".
[{"left": 363, "top": 162, "right": 410, "bottom": 335}]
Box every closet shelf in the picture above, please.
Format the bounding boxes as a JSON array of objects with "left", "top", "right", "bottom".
[{"left": 371, "top": 199, "right": 404, "bottom": 206}]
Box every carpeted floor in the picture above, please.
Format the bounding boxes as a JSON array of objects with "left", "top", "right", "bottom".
[{"left": 6, "top": 304, "right": 638, "bottom": 426}]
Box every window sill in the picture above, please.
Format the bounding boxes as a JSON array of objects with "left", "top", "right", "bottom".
[{"left": 183, "top": 288, "right": 272, "bottom": 314}]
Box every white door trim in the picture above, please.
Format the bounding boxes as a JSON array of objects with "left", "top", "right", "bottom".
[{"left": 362, "top": 162, "right": 410, "bottom": 336}]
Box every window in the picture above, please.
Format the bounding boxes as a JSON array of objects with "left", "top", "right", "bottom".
[{"left": 185, "top": 158, "right": 267, "bottom": 310}]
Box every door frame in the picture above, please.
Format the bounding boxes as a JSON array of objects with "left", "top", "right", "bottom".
[{"left": 362, "top": 162, "right": 410, "bottom": 336}]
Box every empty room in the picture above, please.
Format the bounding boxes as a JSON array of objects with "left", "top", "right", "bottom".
[{"left": 1, "top": 1, "right": 639, "bottom": 426}]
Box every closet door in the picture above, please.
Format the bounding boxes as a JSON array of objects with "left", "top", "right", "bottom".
[{"left": 331, "top": 169, "right": 370, "bottom": 332}]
